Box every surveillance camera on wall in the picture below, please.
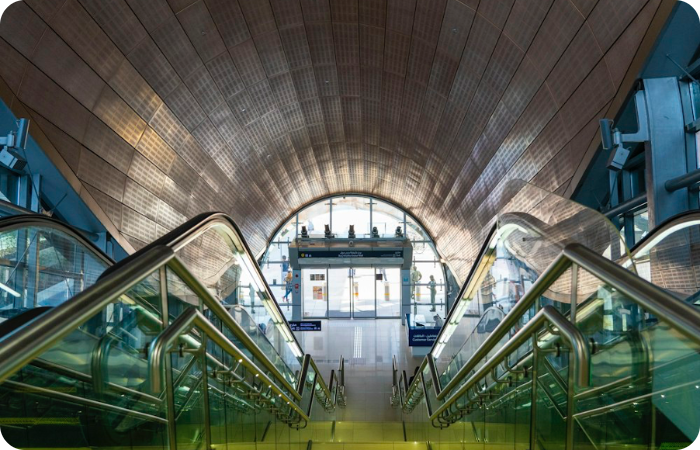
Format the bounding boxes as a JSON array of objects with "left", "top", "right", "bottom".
[
  {"left": 599, "top": 119, "right": 630, "bottom": 171},
  {"left": 0, "top": 118, "right": 30, "bottom": 171}
]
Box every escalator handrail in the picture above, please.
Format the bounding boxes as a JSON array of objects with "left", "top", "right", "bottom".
[
  {"left": 101, "top": 212, "right": 337, "bottom": 404},
  {"left": 0, "top": 245, "right": 173, "bottom": 385},
  {"left": 403, "top": 242, "right": 700, "bottom": 413},
  {"left": 100, "top": 213, "right": 304, "bottom": 357},
  {"left": 429, "top": 211, "right": 563, "bottom": 365},
  {"left": 307, "top": 355, "right": 337, "bottom": 410},
  {"left": 0, "top": 214, "right": 114, "bottom": 266},
  {"left": 437, "top": 242, "right": 700, "bottom": 400},
  {"left": 148, "top": 307, "right": 310, "bottom": 425},
  {"left": 429, "top": 305, "right": 588, "bottom": 422},
  {"left": 167, "top": 257, "right": 302, "bottom": 400},
  {"left": 0, "top": 244, "right": 303, "bottom": 405},
  {"left": 624, "top": 210, "right": 700, "bottom": 263}
]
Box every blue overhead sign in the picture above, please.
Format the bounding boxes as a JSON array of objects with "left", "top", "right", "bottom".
[{"left": 289, "top": 321, "right": 322, "bottom": 331}]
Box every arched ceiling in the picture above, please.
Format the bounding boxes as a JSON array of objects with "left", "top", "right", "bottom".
[{"left": 0, "top": 0, "right": 667, "bottom": 281}]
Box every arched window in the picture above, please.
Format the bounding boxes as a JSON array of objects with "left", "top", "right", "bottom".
[{"left": 259, "top": 195, "right": 450, "bottom": 319}]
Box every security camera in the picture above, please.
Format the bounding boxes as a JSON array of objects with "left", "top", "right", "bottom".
[{"left": 0, "top": 118, "right": 30, "bottom": 171}]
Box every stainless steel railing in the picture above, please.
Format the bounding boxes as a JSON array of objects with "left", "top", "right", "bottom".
[
  {"left": 401, "top": 242, "right": 700, "bottom": 444},
  {"left": 328, "top": 356, "right": 347, "bottom": 409},
  {"left": 148, "top": 307, "right": 310, "bottom": 426},
  {"left": 0, "top": 214, "right": 339, "bottom": 428}
]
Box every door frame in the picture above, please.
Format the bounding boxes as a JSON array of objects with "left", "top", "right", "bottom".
[{"left": 302, "top": 266, "right": 402, "bottom": 319}]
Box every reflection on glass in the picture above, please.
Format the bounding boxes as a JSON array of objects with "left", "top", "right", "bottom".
[
  {"left": 328, "top": 268, "right": 351, "bottom": 318},
  {"left": 0, "top": 225, "right": 110, "bottom": 320},
  {"left": 630, "top": 215, "right": 700, "bottom": 303},
  {"left": 377, "top": 268, "right": 400, "bottom": 317},
  {"left": 432, "top": 180, "right": 630, "bottom": 388}
]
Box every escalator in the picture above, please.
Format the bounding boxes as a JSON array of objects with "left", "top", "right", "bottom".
[
  {"left": 0, "top": 212, "right": 345, "bottom": 449},
  {"left": 393, "top": 182, "right": 700, "bottom": 449}
]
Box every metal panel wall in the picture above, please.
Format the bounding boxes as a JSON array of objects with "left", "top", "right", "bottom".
[{"left": 0, "top": 0, "right": 664, "bottom": 281}]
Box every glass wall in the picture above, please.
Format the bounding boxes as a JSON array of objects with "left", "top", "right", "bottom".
[{"left": 260, "top": 195, "right": 451, "bottom": 319}]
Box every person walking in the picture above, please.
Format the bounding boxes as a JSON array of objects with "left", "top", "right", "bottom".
[{"left": 283, "top": 269, "right": 293, "bottom": 302}]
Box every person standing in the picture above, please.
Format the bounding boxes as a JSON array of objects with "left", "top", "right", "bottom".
[
  {"left": 411, "top": 265, "right": 422, "bottom": 299},
  {"left": 411, "top": 265, "right": 422, "bottom": 314},
  {"left": 429, "top": 275, "right": 437, "bottom": 312},
  {"left": 281, "top": 255, "right": 289, "bottom": 278}
]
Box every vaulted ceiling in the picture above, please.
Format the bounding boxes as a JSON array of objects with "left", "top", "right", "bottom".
[{"left": 0, "top": 0, "right": 668, "bottom": 281}]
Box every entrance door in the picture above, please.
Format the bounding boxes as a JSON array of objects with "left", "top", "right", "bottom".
[
  {"left": 326, "top": 268, "right": 377, "bottom": 318},
  {"left": 376, "top": 268, "right": 400, "bottom": 318},
  {"left": 328, "top": 268, "right": 351, "bottom": 318},
  {"left": 307, "top": 267, "right": 397, "bottom": 318},
  {"left": 352, "top": 268, "right": 376, "bottom": 318}
]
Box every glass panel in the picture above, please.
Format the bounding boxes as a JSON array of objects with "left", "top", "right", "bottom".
[
  {"left": 377, "top": 267, "right": 400, "bottom": 317},
  {"left": 171, "top": 350, "right": 206, "bottom": 450},
  {"left": 372, "top": 200, "right": 405, "bottom": 237},
  {"left": 172, "top": 224, "right": 302, "bottom": 381},
  {"left": 328, "top": 268, "right": 351, "bottom": 318},
  {"left": 303, "top": 268, "right": 327, "bottom": 318},
  {"left": 261, "top": 257, "right": 288, "bottom": 288},
  {"left": 0, "top": 225, "right": 109, "bottom": 320},
  {"left": 630, "top": 216, "right": 700, "bottom": 303},
  {"left": 332, "top": 197, "right": 371, "bottom": 238},
  {"left": 432, "top": 180, "right": 628, "bottom": 388},
  {"left": 573, "top": 267, "right": 700, "bottom": 447},
  {"left": 406, "top": 218, "right": 430, "bottom": 242},
  {"left": 298, "top": 201, "right": 331, "bottom": 238},
  {"left": 0, "top": 269, "right": 168, "bottom": 450},
  {"left": 351, "top": 268, "right": 375, "bottom": 318}
]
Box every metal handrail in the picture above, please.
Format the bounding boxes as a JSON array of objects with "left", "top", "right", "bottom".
[
  {"left": 0, "top": 245, "right": 174, "bottom": 384},
  {"left": 400, "top": 214, "right": 551, "bottom": 407},
  {"left": 435, "top": 243, "right": 700, "bottom": 402},
  {"left": 0, "top": 214, "right": 114, "bottom": 266},
  {"left": 308, "top": 354, "right": 338, "bottom": 411},
  {"left": 99, "top": 212, "right": 337, "bottom": 396},
  {"left": 0, "top": 244, "right": 304, "bottom": 408},
  {"left": 401, "top": 307, "right": 508, "bottom": 410},
  {"left": 403, "top": 242, "right": 700, "bottom": 419},
  {"left": 168, "top": 257, "right": 302, "bottom": 399},
  {"left": 429, "top": 306, "right": 588, "bottom": 428},
  {"left": 100, "top": 213, "right": 303, "bottom": 353},
  {"left": 336, "top": 356, "right": 346, "bottom": 407},
  {"left": 148, "top": 307, "right": 309, "bottom": 426}
]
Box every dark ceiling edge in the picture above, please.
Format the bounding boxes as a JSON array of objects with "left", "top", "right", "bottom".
[
  {"left": 0, "top": 74, "right": 137, "bottom": 254},
  {"left": 565, "top": 0, "right": 678, "bottom": 201}
]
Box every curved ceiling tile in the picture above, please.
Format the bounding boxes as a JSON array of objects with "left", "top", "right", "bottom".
[{"left": 0, "top": 0, "right": 662, "bottom": 282}]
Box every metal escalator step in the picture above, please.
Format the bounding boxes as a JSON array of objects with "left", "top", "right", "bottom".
[
  {"left": 0, "top": 417, "right": 81, "bottom": 425},
  {"left": 659, "top": 442, "right": 692, "bottom": 450}
]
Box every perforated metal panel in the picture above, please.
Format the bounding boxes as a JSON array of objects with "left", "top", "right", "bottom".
[{"left": 0, "top": 0, "right": 662, "bottom": 282}]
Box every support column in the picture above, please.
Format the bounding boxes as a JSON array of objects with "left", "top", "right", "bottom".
[
  {"left": 291, "top": 268, "right": 302, "bottom": 320},
  {"left": 644, "top": 77, "right": 691, "bottom": 227},
  {"left": 400, "top": 268, "right": 410, "bottom": 325}
]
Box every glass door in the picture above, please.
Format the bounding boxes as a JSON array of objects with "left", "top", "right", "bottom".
[
  {"left": 353, "top": 268, "right": 376, "bottom": 318},
  {"left": 309, "top": 267, "right": 396, "bottom": 318},
  {"left": 302, "top": 268, "right": 328, "bottom": 318},
  {"left": 376, "top": 267, "right": 400, "bottom": 317},
  {"left": 328, "top": 268, "right": 352, "bottom": 318}
]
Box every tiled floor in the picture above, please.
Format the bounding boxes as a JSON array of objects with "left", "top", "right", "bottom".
[{"left": 294, "top": 319, "right": 423, "bottom": 422}]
